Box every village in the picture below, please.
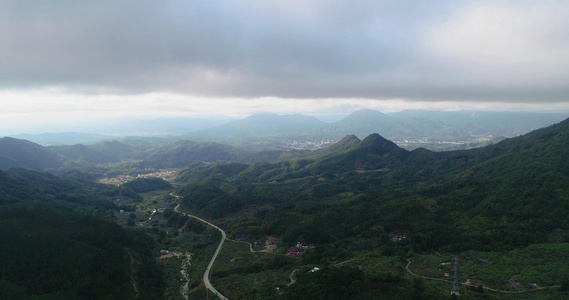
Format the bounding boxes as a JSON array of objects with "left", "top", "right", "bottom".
[
  {"left": 100, "top": 169, "right": 177, "bottom": 185},
  {"left": 252, "top": 236, "right": 315, "bottom": 256}
]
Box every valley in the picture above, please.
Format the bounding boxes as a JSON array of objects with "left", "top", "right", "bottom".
[
  {"left": 1, "top": 114, "right": 569, "bottom": 299},
  {"left": 4, "top": 1, "right": 569, "bottom": 299}
]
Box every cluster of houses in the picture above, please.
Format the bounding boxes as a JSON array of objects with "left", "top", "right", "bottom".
[
  {"left": 136, "top": 169, "right": 176, "bottom": 180},
  {"left": 288, "top": 242, "right": 315, "bottom": 256},
  {"left": 252, "top": 237, "right": 315, "bottom": 255},
  {"left": 391, "top": 233, "right": 409, "bottom": 241},
  {"left": 254, "top": 238, "right": 280, "bottom": 252}
]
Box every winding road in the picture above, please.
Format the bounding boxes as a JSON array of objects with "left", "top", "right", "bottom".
[{"left": 175, "top": 204, "right": 228, "bottom": 300}]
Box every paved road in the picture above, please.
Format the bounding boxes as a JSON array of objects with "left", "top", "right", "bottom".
[{"left": 175, "top": 205, "right": 228, "bottom": 300}]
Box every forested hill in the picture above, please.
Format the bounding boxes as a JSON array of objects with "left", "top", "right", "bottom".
[
  {"left": 0, "top": 137, "right": 257, "bottom": 171},
  {"left": 0, "top": 137, "right": 63, "bottom": 170},
  {"left": 49, "top": 143, "right": 119, "bottom": 164},
  {"left": 0, "top": 169, "right": 164, "bottom": 299},
  {"left": 176, "top": 117, "right": 569, "bottom": 252},
  {"left": 196, "top": 113, "right": 326, "bottom": 137}
]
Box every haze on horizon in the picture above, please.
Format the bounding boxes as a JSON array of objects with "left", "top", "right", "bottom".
[{"left": 1, "top": 1, "right": 569, "bottom": 134}]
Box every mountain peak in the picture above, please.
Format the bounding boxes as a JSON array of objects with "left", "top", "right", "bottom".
[
  {"left": 345, "top": 109, "right": 389, "bottom": 120},
  {"left": 355, "top": 133, "right": 405, "bottom": 156},
  {"left": 359, "top": 133, "right": 395, "bottom": 147},
  {"left": 203, "top": 113, "right": 326, "bottom": 137},
  {"left": 324, "top": 135, "right": 361, "bottom": 153},
  {"left": 337, "top": 134, "right": 360, "bottom": 144}
]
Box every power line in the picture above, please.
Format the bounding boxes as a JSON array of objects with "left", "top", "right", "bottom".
[{"left": 451, "top": 257, "right": 459, "bottom": 295}]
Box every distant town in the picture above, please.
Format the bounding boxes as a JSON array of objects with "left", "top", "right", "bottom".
[{"left": 286, "top": 139, "right": 335, "bottom": 150}]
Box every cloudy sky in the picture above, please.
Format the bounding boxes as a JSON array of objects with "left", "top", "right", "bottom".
[{"left": 1, "top": 1, "right": 569, "bottom": 132}]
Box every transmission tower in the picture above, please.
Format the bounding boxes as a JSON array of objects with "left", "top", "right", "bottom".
[{"left": 451, "top": 257, "right": 459, "bottom": 295}]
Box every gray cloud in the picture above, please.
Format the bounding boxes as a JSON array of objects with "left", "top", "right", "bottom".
[{"left": 1, "top": 0, "right": 568, "bottom": 102}]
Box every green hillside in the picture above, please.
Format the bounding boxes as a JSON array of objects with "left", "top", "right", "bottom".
[
  {"left": 50, "top": 143, "right": 119, "bottom": 165},
  {"left": 88, "top": 140, "right": 136, "bottom": 160},
  {"left": 0, "top": 169, "right": 164, "bottom": 299},
  {"left": 168, "top": 119, "right": 569, "bottom": 298},
  {"left": 176, "top": 118, "right": 569, "bottom": 252},
  {"left": 0, "top": 137, "right": 62, "bottom": 171}
]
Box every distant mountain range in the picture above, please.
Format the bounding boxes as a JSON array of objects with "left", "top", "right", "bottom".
[
  {"left": 390, "top": 110, "right": 566, "bottom": 136},
  {"left": 10, "top": 132, "right": 114, "bottom": 146},
  {"left": 1, "top": 111, "right": 568, "bottom": 172},
  {"left": 188, "top": 109, "right": 567, "bottom": 149},
  {"left": 194, "top": 113, "right": 326, "bottom": 137},
  {"left": 8, "top": 110, "right": 566, "bottom": 151},
  {"left": 0, "top": 136, "right": 274, "bottom": 171}
]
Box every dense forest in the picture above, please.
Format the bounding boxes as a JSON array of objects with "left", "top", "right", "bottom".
[{"left": 0, "top": 169, "right": 164, "bottom": 299}]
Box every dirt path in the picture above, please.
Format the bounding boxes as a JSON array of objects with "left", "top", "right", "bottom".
[
  {"left": 126, "top": 250, "right": 140, "bottom": 299},
  {"left": 224, "top": 237, "right": 256, "bottom": 253},
  {"left": 405, "top": 258, "right": 558, "bottom": 294},
  {"left": 334, "top": 259, "right": 354, "bottom": 266},
  {"left": 288, "top": 269, "right": 299, "bottom": 286}
]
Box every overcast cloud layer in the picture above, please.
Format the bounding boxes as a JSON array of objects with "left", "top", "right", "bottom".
[{"left": 2, "top": 0, "right": 569, "bottom": 104}]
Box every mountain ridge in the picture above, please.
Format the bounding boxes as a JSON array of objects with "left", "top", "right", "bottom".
[
  {"left": 169, "top": 116, "right": 569, "bottom": 275},
  {"left": 0, "top": 137, "right": 63, "bottom": 170}
]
